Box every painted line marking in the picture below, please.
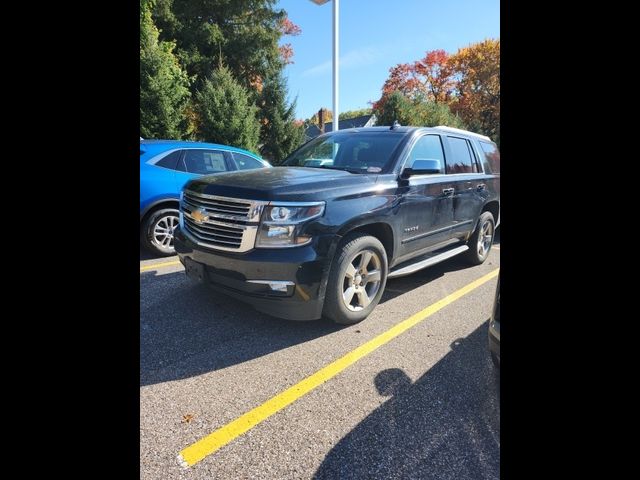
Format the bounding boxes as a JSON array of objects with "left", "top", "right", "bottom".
[
  {"left": 493, "top": 246, "right": 500, "bottom": 250},
  {"left": 140, "top": 260, "right": 182, "bottom": 273},
  {"left": 178, "top": 268, "right": 500, "bottom": 467}
]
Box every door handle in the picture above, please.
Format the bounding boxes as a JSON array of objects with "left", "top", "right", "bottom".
[
  {"left": 442, "top": 188, "right": 455, "bottom": 196},
  {"left": 476, "top": 184, "right": 486, "bottom": 191}
]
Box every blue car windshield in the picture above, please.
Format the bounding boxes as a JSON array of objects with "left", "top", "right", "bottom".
[{"left": 283, "top": 133, "right": 405, "bottom": 173}]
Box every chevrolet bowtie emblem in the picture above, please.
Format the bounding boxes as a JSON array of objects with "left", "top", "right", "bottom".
[{"left": 191, "top": 208, "right": 208, "bottom": 224}]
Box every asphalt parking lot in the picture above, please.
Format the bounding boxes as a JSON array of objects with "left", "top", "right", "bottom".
[{"left": 140, "top": 234, "right": 500, "bottom": 479}]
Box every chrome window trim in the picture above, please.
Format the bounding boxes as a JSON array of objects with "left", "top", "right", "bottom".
[{"left": 145, "top": 148, "right": 182, "bottom": 168}]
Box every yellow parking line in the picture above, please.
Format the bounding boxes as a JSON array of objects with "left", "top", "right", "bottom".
[
  {"left": 140, "top": 260, "right": 182, "bottom": 273},
  {"left": 178, "top": 267, "right": 500, "bottom": 467}
]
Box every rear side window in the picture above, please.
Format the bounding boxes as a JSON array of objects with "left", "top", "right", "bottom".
[
  {"left": 446, "top": 137, "right": 478, "bottom": 173},
  {"left": 479, "top": 141, "right": 500, "bottom": 174},
  {"left": 155, "top": 150, "right": 182, "bottom": 169},
  {"left": 182, "top": 149, "right": 229, "bottom": 174},
  {"left": 233, "top": 152, "right": 264, "bottom": 170},
  {"left": 406, "top": 135, "right": 445, "bottom": 170}
]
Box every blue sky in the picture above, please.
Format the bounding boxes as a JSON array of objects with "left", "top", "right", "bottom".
[{"left": 276, "top": 0, "right": 500, "bottom": 120}]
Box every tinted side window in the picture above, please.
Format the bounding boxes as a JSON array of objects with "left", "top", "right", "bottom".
[
  {"left": 406, "top": 135, "right": 445, "bottom": 170},
  {"left": 155, "top": 150, "right": 182, "bottom": 169},
  {"left": 446, "top": 137, "right": 478, "bottom": 173},
  {"left": 479, "top": 141, "right": 500, "bottom": 174},
  {"left": 182, "top": 150, "right": 228, "bottom": 175},
  {"left": 233, "top": 152, "right": 263, "bottom": 170}
]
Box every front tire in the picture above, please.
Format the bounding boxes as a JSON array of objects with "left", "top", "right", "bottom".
[
  {"left": 466, "top": 211, "right": 495, "bottom": 265},
  {"left": 141, "top": 208, "right": 180, "bottom": 256},
  {"left": 323, "top": 233, "right": 388, "bottom": 325}
]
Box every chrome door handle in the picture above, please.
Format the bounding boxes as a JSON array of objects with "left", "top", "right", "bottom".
[
  {"left": 476, "top": 184, "right": 486, "bottom": 191},
  {"left": 442, "top": 188, "right": 455, "bottom": 196}
]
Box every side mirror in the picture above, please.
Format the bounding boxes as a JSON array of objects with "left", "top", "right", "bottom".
[{"left": 402, "top": 159, "right": 442, "bottom": 177}]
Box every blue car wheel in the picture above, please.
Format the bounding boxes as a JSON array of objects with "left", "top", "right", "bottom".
[{"left": 141, "top": 208, "right": 180, "bottom": 256}]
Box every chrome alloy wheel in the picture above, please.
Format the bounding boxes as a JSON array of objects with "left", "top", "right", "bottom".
[
  {"left": 477, "top": 220, "right": 494, "bottom": 258},
  {"left": 152, "top": 214, "right": 179, "bottom": 250},
  {"left": 342, "top": 249, "right": 382, "bottom": 311}
]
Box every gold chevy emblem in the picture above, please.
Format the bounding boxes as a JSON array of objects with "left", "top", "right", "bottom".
[{"left": 191, "top": 208, "right": 208, "bottom": 224}]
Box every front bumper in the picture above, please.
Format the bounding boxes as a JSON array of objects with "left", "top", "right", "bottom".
[{"left": 174, "top": 227, "right": 338, "bottom": 321}]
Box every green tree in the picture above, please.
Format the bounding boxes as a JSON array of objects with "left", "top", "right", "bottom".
[
  {"left": 259, "top": 72, "right": 304, "bottom": 164},
  {"left": 413, "top": 100, "right": 466, "bottom": 128},
  {"left": 140, "top": 0, "right": 191, "bottom": 139},
  {"left": 374, "top": 91, "right": 416, "bottom": 126},
  {"left": 195, "top": 66, "right": 260, "bottom": 151},
  {"left": 153, "top": 0, "right": 287, "bottom": 94},
  {"left": 374, "top": 91, "right": 465, "bottom": 128},
  {"left": 338, "top": 108, "right": 373, "bottom": 121}
]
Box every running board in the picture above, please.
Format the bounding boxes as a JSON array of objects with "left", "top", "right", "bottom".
[{"left": 388, "top": 245, "right": 469, "bottom": 279}]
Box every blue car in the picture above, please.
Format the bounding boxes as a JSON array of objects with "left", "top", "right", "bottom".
[{"left": 140, "top": 140, "right": 271, "bottom": 256}]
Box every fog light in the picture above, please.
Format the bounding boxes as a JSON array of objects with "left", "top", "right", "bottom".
[{"left": 247, "top": 280, "right": 295, "bottom": 293}]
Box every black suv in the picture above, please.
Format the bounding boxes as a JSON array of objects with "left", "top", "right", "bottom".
[{"left": 175, "top": 125, "right": 500, "bottom": 324}]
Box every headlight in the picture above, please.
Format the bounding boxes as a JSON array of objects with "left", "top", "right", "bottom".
[{"left": 256, "top": 202, "right": 325, "bottom": 248}]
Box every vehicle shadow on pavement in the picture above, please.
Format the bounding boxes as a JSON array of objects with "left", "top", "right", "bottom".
[
  {"left": 140, "top": 271, "right": 344, "bottom": 387},
  {"left": 314, "top": 323, "right": 500, "bottom": 480},
  {"left": 140, "top": 247, "right": 167, "bottom": 261},
  {"left": 140, "top": 241, "right": 499, "bottom": 387},
  {"left": 382, "top": 248, "right": 499, "bottom": 304}
]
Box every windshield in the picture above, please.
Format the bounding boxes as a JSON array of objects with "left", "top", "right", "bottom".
[{"left": 283, "top": 132, "right": 405, "bottom": 173}]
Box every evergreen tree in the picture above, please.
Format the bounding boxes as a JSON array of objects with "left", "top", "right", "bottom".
[
  {"left": 140, "top": 0, "right": 191, "bottom": 139},
  {"left": 259, "top": 72, "right": 304, "bottom": 163},
  {"left": 153, "top": 0, "right": 286, "bottom": 94},
  {"left": 375, "top": 91, "right": 465, "bottom": 129},
  {"left": 195, "top": 66, "right": 260, "bottom": 152}
]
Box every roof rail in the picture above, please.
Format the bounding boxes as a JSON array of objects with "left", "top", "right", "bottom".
[{"left": 434, "top": 126, "right": 491, "bottom": 142}]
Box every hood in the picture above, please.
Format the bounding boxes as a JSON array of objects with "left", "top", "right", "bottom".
[{"left": 185, "top": 167, "right": 378, "bottom": 202}]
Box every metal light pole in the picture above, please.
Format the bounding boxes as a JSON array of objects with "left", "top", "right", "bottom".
[{"left": 309, "top": 0, "right": 339, "bottom": 131}]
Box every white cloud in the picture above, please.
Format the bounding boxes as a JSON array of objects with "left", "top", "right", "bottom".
[{"left": 301, "top": 47, "right": 379, "bottom": 77}]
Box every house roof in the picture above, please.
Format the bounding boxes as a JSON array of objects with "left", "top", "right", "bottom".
[{"left": 305, "top": 114, "right": 376, "bottom": 140}]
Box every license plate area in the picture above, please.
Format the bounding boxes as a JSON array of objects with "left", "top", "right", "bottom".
[{"left": 184, "top": 257, "right": 206, "bottom": 282}]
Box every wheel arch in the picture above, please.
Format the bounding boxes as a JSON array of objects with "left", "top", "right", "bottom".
[
  {"left": 482, "top": 200, "right": 500, "bottom": 227},
  {"left": 140, "top": 198, "right": 180, "bottom": 225},
  {"left": 337, "top": 221, "right": 395, "bottom": 264}
]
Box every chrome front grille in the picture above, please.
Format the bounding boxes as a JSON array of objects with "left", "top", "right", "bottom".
[{"left": 181, "top": 191, "right": 267, "bottom": 252}]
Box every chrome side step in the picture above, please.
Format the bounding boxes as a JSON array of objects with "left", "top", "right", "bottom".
[{"left": 388, "top": 245, "right": 469, "bottom": 279}]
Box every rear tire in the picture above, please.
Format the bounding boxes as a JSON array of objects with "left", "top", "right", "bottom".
[
  {"left": 141, "top": 208, "right": 180, "bottom": 256},
  {"left": 323, "top": 233, "right": 388, "bottom": 325},
  {"left": 466, "top": 212, "right": 495, "bottom": 265}
]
